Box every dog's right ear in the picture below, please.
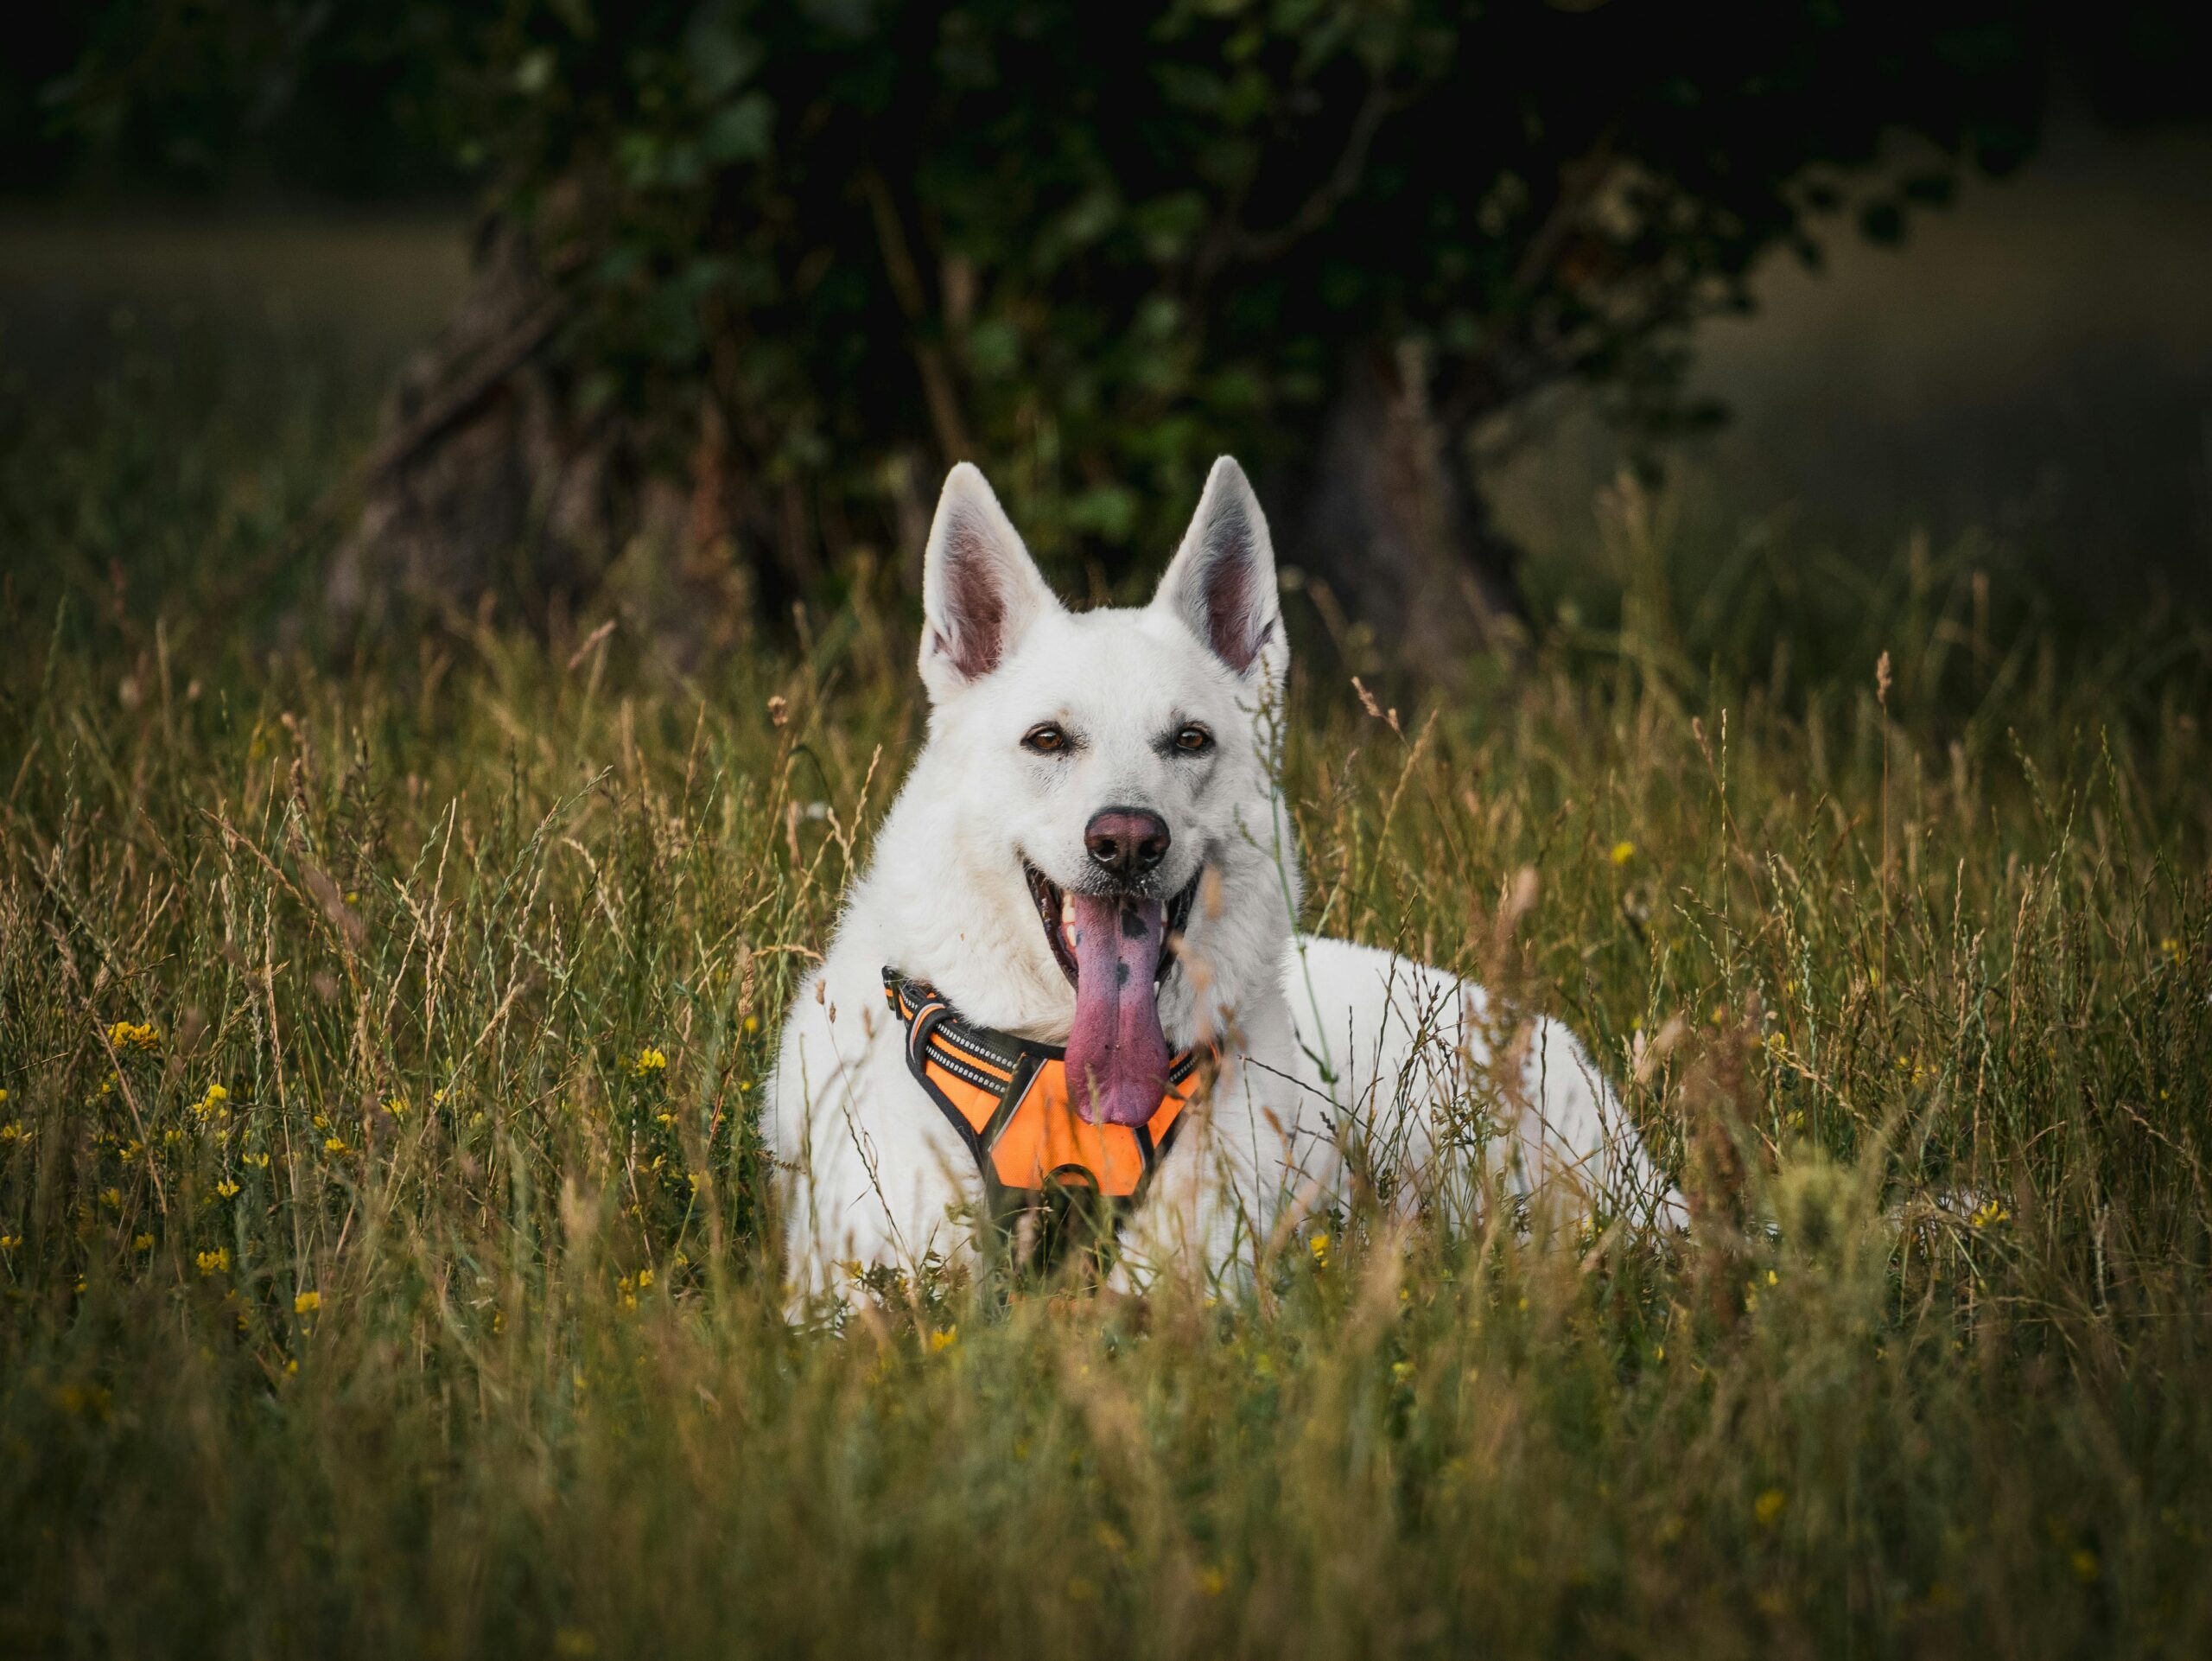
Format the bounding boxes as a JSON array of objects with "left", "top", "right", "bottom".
[{"left": 919, "top": 463, "right": 1059, "bottom": 701}]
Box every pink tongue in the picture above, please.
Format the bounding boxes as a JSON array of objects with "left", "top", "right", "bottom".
[{"left": 1064, "top": 893, "right": 1169, "bottom": 1126}]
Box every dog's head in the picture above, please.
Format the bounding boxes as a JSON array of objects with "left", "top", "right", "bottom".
[{"left": 897, "top": 456, "right": 1294, "bottom": 1123}]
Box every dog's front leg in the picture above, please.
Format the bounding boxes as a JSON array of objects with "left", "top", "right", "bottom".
[{"left": 772, "top": 975, "right": 984, "bottom": 1314}]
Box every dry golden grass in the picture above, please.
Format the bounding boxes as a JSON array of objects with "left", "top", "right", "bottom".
[{"left": 3, "top": 223, "right": 2210, "bottom": 1658}]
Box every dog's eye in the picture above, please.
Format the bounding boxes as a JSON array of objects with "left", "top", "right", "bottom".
[
  {"left": 1022, "top": 723, "right": 1070, "bottom": 755},
  {"left": 1173, "top": 723, "right": 1214, "bottom": 754}
]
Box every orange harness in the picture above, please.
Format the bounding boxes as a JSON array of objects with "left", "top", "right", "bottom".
[{"left": 882, "top": 970, "right": 1207, "bottom": 1209}]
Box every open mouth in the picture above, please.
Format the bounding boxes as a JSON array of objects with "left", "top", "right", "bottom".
[
  {"left": 1020, "top": 859, "right": 1201, "bottom": 1127},
  {"left": 1023, "top": 862, "right": 1199, "bottom": 990}
]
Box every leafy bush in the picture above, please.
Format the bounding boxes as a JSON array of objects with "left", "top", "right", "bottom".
[
  {"left": 474, "top": 0, "right": 2042, "bottom": 572},
  {"left": 35, "top": 1, "right": 2044, "bottom": 601}
]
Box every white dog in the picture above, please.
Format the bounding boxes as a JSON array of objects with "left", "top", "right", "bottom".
[{"left": 771, "top": 457, "right": 1680, "bottom": 1297}]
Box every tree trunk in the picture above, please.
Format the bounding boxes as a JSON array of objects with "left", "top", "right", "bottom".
[
  {"left": 331, "top": 233, "right": 1529, "bottom": 676},
  {"left": 327, "top": 225, "right": 585, "bottom": 628},
  {"left": 324, "top": 221, "right": 772, "bottom": 660},
  {"left": 1281, "top": 343, "right": 1528, "bottom": 682}
]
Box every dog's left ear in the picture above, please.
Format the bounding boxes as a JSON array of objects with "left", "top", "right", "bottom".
[{"left": 1152, "top": 455, "right": 1284, "bottom": 681}]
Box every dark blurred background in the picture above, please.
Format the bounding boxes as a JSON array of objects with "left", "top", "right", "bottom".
[{"left": 3, "top": 2, "right": 2209, "bottom": 701}]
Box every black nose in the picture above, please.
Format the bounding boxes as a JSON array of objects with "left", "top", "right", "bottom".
[{"left": 1084, "top": 807, "right": 1171, "bottom": 878}]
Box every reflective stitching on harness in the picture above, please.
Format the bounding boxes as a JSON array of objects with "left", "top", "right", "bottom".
[{"left": 922, "top": 1042, "right": 1006, "bottom": 1096}]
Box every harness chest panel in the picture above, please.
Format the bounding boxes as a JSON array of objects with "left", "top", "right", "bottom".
[{"left": 883, "top": 971, "right": 1203, "bottom": 1201}]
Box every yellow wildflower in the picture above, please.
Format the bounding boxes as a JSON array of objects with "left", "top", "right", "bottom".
[
  {"left": 0, "top": 1122, "right": 20, "bottom": 1144},
  {"left": 244, "top": 1152, "right": 270, "bottom": 1169},
  {"left": 1609, "top": 840, "right": 1636, "bottom": 867},
  {"left": 99, "top": 1187, "right": 122, "bottom": 1210},
  {"left": 132, "top": 1232, "right": 154, "bottom": 1251},
  {"left": 195, "top": 1247, "right": 231, "bottom": 1276},
  {"left": 1969, "top": 1200, "right": 2011, "bottom": 1230},
  {"left": 929, "top": 1327, "right": 959, "bottom": 1353},
  {"left": 1309, "top": 1231, "right": 1330, "bottom": 1267},
  {"left": 323, "top": 1136, "right": 349, "bottom": 1155},
  {"left": 632, "top": 1047, "right": 669, "bottom": 1078},
  {"left": 1754, "top": 1488, "right": 1789, "bottom": 1527},
  {"left": 215, "top": 1179, "right": 240, "bottom": 1199},
  {"left": 742, "top": 1015, "right": 760, "bottom": 1035},
  {"left": 52, "top": 1382, "right": 113, "bottom": 1420},
  {"left": 106, "top": 1021, "right": 161, "bottom": 1053},
  {"left": 294, "top": 1290, "right": 321, "bottom": 1314},
  {"left": 0, "top": 1235, "right": 21, "bottom": 1250},
  {"left": 636, "top": 1266, "right": 655, "bottom": 1290},
  {"left": 385, "top": 1096, "right": 408, "bottom": 1117}
]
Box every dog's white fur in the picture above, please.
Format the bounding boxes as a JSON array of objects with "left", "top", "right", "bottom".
[{"left": 771, "top": 457, "right": 1680, "bottom": 1295}]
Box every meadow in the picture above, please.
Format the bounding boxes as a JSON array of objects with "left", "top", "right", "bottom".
[{"left": 3, "top": 231, "right": 2211, "bottom": 1658}]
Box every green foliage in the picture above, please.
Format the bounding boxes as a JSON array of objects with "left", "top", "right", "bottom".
[
  {"left": 484, "top": 0, "right": 2043, "bottom": 570},
  {"left": 10, "top": 3, "right": 474, "bottom": 199},
  {"left": 31, "top": 0, "right": 2047, "bottom": 580},
  {"left": 5, "top": 302, "right": 2212, "bottom": 1656}
]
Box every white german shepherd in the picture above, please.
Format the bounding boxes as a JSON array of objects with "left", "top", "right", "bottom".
[{"left": 772, "top": 457, "right": 1680, "bottom": 1297}]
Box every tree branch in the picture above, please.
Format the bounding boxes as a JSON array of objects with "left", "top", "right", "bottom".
[
  {"left": 1505, "top": 123, "right": 1623, "bottom": 297},
  {"left": 356, "top": 293, "right": 569, "bottom": 485},
  {"left": 1213, "top": 72, "right": 1398, "bottom": 271},
  {"left": 860, "top": 168, "right": 976, "bottom": 467}
]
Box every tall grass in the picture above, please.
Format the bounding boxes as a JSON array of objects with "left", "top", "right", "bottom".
[{"left": 3, "top": 321, "right": 2212, "bottom": 1658}]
